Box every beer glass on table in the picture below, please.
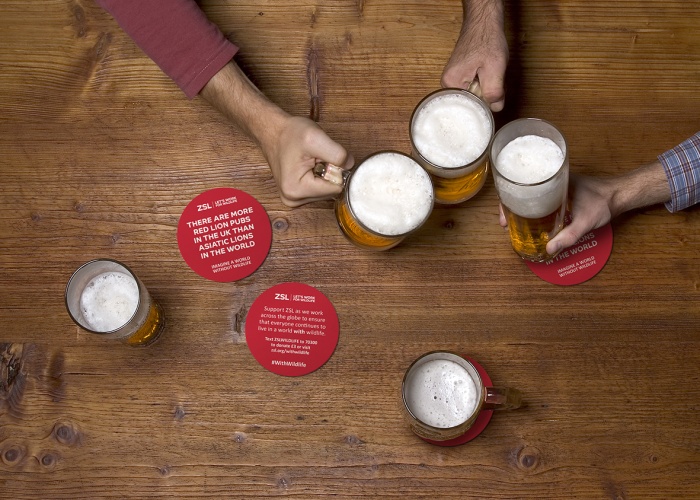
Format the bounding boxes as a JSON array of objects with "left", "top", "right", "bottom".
[
  {"left": 315, "top": 151, "right": 434, "bottom": 251},
  {"left": 65, "top": 259, "right": 165, "bottom": 346},
  {"left": 409, "top": 88, "right": 495, "bottom": 205},
  {"left": 401, "top": 351, "right": 522, "bottom": 442},
  {"left": 489, "top": 118, "right": 569, "bottom": 262}
]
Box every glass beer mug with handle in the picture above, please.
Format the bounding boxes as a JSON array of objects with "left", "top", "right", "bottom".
[
  {"left": 314, "top": 151, "right": 435, "bottom": 251},
  {"left": 409, "top": 88, "right": 495, "bottom": 205},
  {"left": 490, "top": 118, "right": 569, "bottom": 262},
  {"left": 401, "top": 351, "right": 522, "bottom": 442}
]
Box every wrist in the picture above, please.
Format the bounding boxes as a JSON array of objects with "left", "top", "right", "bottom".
[{"left": 463, "top": 0, "right": 504, "bottom": 28}]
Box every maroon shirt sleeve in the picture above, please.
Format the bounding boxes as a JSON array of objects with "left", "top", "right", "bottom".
[{"left": 96, "top": 0, "right": 239, "bottom": 98}]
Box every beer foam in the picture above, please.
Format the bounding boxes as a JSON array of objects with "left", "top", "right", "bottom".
[
  {"left": 495, "top": 134, "right": 567, "bottom": 218},
  {"left": 349, "top": 152, "right": 433, "bottom": 235},
  {"left": 79, "top": 271, "right": 139, "bottom": 332},
  {"left": 405, "top": 359, "right": 479, "bottom": 428},
  {"left": 412, "top": 93, "right": 492, "bottom": 168},
  {"left": 496, "top": 135, "right": 564, "bottom": 183}
]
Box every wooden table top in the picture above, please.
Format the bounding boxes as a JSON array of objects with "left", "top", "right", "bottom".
[{"left": 1, "top": 1, "right": 699, "bottom": 498}]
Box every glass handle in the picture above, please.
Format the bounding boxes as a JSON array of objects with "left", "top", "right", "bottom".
[
  {"left": 467, "top": 78, "right": 482, "bottom": 97},
  {"left": 313, "top": 162, "right": 350, "bottom": 188},
  {"left": 483, "top": 386, "right": 523, "bottom": 410}
]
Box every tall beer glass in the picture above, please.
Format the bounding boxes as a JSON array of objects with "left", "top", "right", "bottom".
[
  {"left": 320, "top": 151, "right": 434, "bottom": 251},
  {"left": 410, "top": 88, "right": 494, "bottom": 205},
  {"left": 490, "top": 118, "right": 569, "bottom": 262},
  {"left": 65, "top": 259, "right": 165, "bottom": 346}
]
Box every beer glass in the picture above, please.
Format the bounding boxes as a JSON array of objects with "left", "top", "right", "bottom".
[
  {"left": 490, "top": 118, "right": 569, "bottom": 262},
  {"left": 409, "top": 88, "right": 495, "bottom": 205},
  {"left": 65, "top": 259, "right": 165, "bottom": 346},
  {"left": 401, "top": 351, "right": 522, "bottom": 442},
  {"left": 315, "top": 151, "right": 434, "bottom": 251}
]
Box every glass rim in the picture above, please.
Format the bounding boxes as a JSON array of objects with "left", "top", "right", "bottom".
[
  {"left": 490, "top": 117, "right": 569, "bottom": 187},
  {"left": 65, "top": 258, "right": 143, "bottom": 335},
  {"left": 345, "top": 150, "right": 435, "bottom": 239},
  {"left": 401, "top": 350, "right": 484, "bottom": 432},
  {"left": 409, "top": 88, "right": 495, "bottom": 173}
]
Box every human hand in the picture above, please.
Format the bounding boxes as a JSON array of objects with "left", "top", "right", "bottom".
[
  {"left": 262, "top": 115, "right": 354, "bottom": 207},
  {"left": 544, "top": 174, "right": 617, "bottom": 256},
  {"left": 497, "top": 174, "right": 615, "bottom": 254},
  {"left": 200, "top": 62, "right": 354, "bottom": 208},
  {"left": 441, "top": 2, "right": 508, "bottom": 112}
]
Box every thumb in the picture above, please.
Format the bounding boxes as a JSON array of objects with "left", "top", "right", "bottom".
[{"left": 546, "top": 218, "right": 589, "bottom": 256}]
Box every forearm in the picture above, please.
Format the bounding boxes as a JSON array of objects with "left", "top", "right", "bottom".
[
  {"left": 96, "top": 0, "right": 238, "bottom": 98},
  {"left": 461, "top": 0, "right": 504, "bottom": 30},
  {"left": 200, "top": 61, "right": 288, "bottom": 150},
  {"left": 609, "top": 161, "right": 671, "bottom": 216}
]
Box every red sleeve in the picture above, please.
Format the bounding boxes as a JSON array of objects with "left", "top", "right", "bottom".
[{"left": 96, "top": 0, "right": 239, "bottom": 99}]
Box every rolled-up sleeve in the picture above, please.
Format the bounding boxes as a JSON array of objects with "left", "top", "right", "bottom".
[
  {"left": 658, "top": 132, "right": 700, "bottom": 212},
  {"left": 96, "top": 0, "right": 239, "bottom": 98}
]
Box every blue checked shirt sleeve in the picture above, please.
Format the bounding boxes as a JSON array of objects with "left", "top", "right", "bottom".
[{"left": 658, "top": 132, "right": 700, "bottom": 212}]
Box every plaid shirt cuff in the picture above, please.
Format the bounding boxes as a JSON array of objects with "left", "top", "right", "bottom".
[{"left": 658, "top": 132, "right": 700, "bottom": 212}]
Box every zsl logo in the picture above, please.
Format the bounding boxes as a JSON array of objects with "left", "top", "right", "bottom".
[{"left": 275, "top": 293, "right": 290, "bottom": 301}]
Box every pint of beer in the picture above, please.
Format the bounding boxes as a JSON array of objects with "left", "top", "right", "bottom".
[
  {"left": 490, "top": 118, "right": 569, "bottom": 262},
  {"left": 65, "top": 259, "right": 165, "bottom": 346},
  {"left": 334, "top": 151, "right": 434, "bottom": 250},
  {"left": 410, "top": 89, "right": 494, "bottom": 205},
  {"left": 401, "top": 351, "right": 522, "bottom": 442}
]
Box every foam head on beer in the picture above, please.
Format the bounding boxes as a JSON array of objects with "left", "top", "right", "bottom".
[
  {"left": 79, "top": 271, "right": 139, "bottom": 332},
  {"left": 412, "top": 92, "right": 492, "bottom": 168},
  {"left": 495, "top": 134, "right": 566, "bottom": 218},
  {"left": 404, "top": 359, "right": 479, "bottom": 428},
  {"left": 348, "top": 152, "right": 433, "bottom": 236}
]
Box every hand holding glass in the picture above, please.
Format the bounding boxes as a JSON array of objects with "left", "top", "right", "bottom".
[{"left": 490, "top": 118, "right": 569, "bottom": 262}]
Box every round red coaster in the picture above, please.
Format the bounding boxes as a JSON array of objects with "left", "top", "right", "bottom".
[
  {"left": 525, "top": 220, "right": 613, "bottom": 286},
  {"left": 246, "top": 283, "right": 340, "bottom": 377},
  {"left": 177, "top": 188, "right": 272, "bottom": 282},
  {"left": 422, "top": 356, "right": 494, "bottom": 447}
]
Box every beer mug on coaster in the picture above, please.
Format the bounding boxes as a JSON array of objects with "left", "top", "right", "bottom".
[
  {"left": 314, "top": 151, "right": 434, "bottom": 251},
  {"left": 65, "top": 259, "right": 165, "bottom": 346},
  {"left": 409, "top": 88, "right": 495, "bottom": 205},
  {"left": 401, "top": 351, "right": 522, "bottom": 442},
  {"left": 490, "top": 118, "right": 569, "bottom": 262}
]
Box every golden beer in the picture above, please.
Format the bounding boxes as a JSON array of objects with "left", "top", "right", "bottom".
[
  {"left": 410, "top": 89, "right": 494, "bottom": 205},
  {"left": 334, "top": 151, "right": 434, "bottom": 251},
  {"left": 66, "top": 259, "right": 165, "bottom": 346},
  {"left": 490, "top": 118, "right": 569, "bottom": 262},
  {"left": 123, "top": 299, "right": 165, "bottom": 347},
  {"left": 502, "top": 204, "right": 566, "bottom": 262}
]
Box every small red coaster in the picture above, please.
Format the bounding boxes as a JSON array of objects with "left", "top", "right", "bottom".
[
  {"left": 246, "top": 283, "right": 340, "bottom": 376},
  {"left": 177, "top": 188, "right": 272, "bottom": 282},
  {"left": 525, "top": 220, "right": 613, "bottom": 286},
  {"left": 422, "top": 357, "right": 494, "bottom": 447}
]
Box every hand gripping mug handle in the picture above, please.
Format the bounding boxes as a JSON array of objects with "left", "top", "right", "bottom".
[
  {"left": 482, "top": 386, "right": 523, "bottom": 410},
  {"left": 313, "top": 162, "right": 351, "bottom": 188}
]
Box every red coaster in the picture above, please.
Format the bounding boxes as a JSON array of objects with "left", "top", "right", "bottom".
[
  {"left": 525, "top": 220, "right": 613, "bottom": 286},
  {"left": 246, "top": 283, "right": 340, "bottom": 377},
  {"left": 422, "top": 356, "right": 494, "bottom": 447},
  {"left": 177, "top": 188, "right": 272, "bottom": 282}
]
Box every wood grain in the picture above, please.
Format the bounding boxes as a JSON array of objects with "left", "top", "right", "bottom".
[{"left": 1, "top": 0, "right": 699, "bottom": 498}]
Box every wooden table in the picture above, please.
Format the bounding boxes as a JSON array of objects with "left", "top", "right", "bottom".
[{"left": 2, "top": 1, "right": 699, "bottom": 498}]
